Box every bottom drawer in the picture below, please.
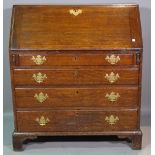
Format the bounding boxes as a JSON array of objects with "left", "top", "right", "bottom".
[{"left": 16, "top": 110, "right": 138, "bottom": 132}]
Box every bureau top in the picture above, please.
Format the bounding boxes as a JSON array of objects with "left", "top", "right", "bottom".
[{"left": 9, "top": 5, "right": 143, "bottom": 51}]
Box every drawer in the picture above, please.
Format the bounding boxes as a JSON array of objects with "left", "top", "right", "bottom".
[
  {"left": 15, "top": 86, "right": 139, "bottom": 108},
  {"left": 16, "top": 110, "right": 138, "bottom": 132},
  {"left": 17, "top": 53, "right": 135, "bottom": 66},
  {"left": 14, "top": 68, "right": 139, "bottom": 85}
]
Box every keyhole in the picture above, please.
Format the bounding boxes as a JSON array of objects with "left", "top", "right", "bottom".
[
  {"left": 76, "top": 90, "right": 79, "bottom": 94},
  {"left": 74, "top": 56, "right": 78, "bottom": 61},
  {"left": 74, "top": 71, "right": 78, "bottom": 77}
]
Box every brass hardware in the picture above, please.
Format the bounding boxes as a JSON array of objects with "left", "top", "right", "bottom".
[
  {"left": 32, "top": 72, "right": 47, "bottom": 83},
  {"left": 35, "top": 116, "right": 50, "bottom": 126},
  {"left": 31, "top": 55, "right": 46, "bottom": 65},
  {"left": 105, "top": 115, "right": 119, "bottom": 125},
  {"left": 105, "top": 72, "right": 120, "bottom": 83},
  {"left": 105, "top": 92, "right": 120, "bottom": 102},
  {"left": 34, "top": 92, "right": 48, "bottom": 103},
  {"left": 69, "top": 9, "right": 82, "bottom": 16},
  {"left": 105, "top": 55, "right": 120, "bottom": 64}
]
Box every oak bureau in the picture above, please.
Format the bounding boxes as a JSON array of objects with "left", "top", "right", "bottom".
[{"left": 9, "top": 5, "right": 143, "bottom": 151}]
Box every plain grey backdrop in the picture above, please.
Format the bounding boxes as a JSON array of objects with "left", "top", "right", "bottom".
[{"left": 3, "top": 0, "right": 151, "bottom": 123}]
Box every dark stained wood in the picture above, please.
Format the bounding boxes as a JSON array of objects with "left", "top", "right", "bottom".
[
  {"left": 12, "top": 132, "right": 37, "bottom": 151},
  {"left": 13, "top": 68, "right": 139, "bottom": 85},
  {"left": 12, "top": 130, "right": 142, "bottom": 151},
  {"left": 16, "top": 110, "right": 138, "bottom": 132},
  {"left": 9, "top": 5, "right": 143, "bottom": 151},
  {"left": 10, "top": 5, "right": 142, "bottom": 50},
  {"left": 18, "top": 53, "right": 135, "bottom": 66},
  {"left": 15, "top": 86, "right": 139, "bottom": 108},
  {"left": 131, "top": 132, "right": 142, "bottom": 150}
]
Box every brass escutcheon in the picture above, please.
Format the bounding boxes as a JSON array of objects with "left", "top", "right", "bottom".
[
  {"left": 32, "top": 72, "right": 47, "bottom": 83},
  {"left": 69, "top": 9, "right": 82, "bottom": 16},
  {"left": 105, "top": 72, "right": 120, "bottom": 83},
  {"left": 105, "top": 92, "right": 120, "bottom": 102},
  {"left": 31, "top": 55, "right": 46, "bottom": 65},
  {"left": 34, "top": 92, "right": 48, "bottom": 103},
  {"left": 105, "top": 55, "right": 120, "bottom": 65},
  {"left": 35, "top": 116, "right": 50, "bottom": 126},
  {"left": 105, "top": 115, "right": 119, "bottom": 125}
]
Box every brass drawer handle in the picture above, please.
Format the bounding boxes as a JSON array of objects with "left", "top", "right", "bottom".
[
  {"left": 34, "top": 92, "right": 48, "bottom": 103},
  {"left": 105, "top": 115, "right": 119, "bottom": 125},
  {"left": 32, "top": 72, "right": 47, "bottom": 83},
  {"left": 105, "top": 72, "right": 120, "bottom": 83},
  {"left": 69, "top": 9, "right": 82, "bottom": 16},
  {"left": 105, "top": 55, "right": 120, "bottom": 64},
  {"left": 105, "top": 92, "right": 120, "bottom": 102},
  {"left": 31, "top": 55, "right": 46, "bottom": 65},
  {"left": 35, "top": 116, "right": 50, "bottom": 126}
]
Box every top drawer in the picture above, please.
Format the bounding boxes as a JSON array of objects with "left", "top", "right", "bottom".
[{"left": 12, "top": 53, "right": 136, "bottom": 66}]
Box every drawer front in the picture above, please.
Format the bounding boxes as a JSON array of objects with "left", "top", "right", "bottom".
[
  {"left": 16, "top": 110, "right": 138, "bottom": 132},
  {"left": 14, "top": 68, "right": 139, "bottom": 85},
  {"left": 15, "top": 87, "right": 138, "bottom": 108},
  {"left": 18, "top": 53, "right": 135, "bottom": 66}
]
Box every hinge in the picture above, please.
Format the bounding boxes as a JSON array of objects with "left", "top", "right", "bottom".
[{"left": 136, "top": 53, "right": 141, "bottom": 65}]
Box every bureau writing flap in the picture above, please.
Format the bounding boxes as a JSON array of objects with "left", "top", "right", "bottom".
[{"left": 10, "top": 5, "right": 143, "bottom": 50}]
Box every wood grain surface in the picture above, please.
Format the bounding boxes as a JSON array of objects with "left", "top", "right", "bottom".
[
  {"left": 9, "top": 4, "right": 143, "bottom": 150},
  {"left": 15, "top": 86, "right": 139, "bottom": 108},
  {"left": 13, "top": 67, "right": 139, "bottom": 85},
  {"left": 16, "top": 110, "right": 138, "bottom": 132},
  {"left": 10, "top": 5, "right": 142, "bottom": 50}
]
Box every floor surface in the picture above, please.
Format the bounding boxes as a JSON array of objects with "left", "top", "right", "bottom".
[{"left": 3, "top": 113, "right": 151, "bottom": 155}]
